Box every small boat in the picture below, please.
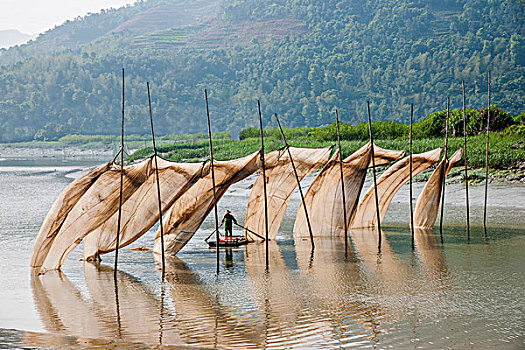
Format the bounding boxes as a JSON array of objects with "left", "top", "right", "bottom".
[{"left": 207, "top": 236, "right": 248, "bottom": 247}]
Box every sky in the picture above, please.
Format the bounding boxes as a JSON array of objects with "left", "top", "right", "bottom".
[{"left": 0, "top": 0, "right": 138, "bottom": 34}]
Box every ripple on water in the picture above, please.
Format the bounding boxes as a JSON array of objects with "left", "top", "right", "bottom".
[{"left": 1, "top": 162, "right": 524, "bottom": 349}]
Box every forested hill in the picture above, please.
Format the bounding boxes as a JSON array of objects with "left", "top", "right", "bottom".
[{"left": 0, "top": 0, "right": 523, "bottom": 142}]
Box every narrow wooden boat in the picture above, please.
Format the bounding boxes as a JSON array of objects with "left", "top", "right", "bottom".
[{"left": 207, "top": 236, "right": 248, "bottom": 247}]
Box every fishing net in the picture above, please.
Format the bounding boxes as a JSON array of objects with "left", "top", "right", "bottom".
[
  {"left": 36, "top": 159, "right": 152, "bottom": 273},
  {"left": 351, "top": 148, "right": 442, "bottom": 229},
  {"left": 154, "top": 152, "right": 260, "bottom": 255},
  {"left": 414, "top": 148, "right": 463, "bottom": 228},
  {"left": 244, "top": 146, "right": 332, "bottom": 241},
  {"left": 31, "top": 161, "right": 113, "bottom": 270},
  {"left": 83, "top": 156, "right": 205, "bottom": 260},
  {"left": 294, "top": 143, "right": 404, "bottom": 238}
]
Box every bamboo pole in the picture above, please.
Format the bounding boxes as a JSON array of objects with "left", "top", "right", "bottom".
[
  {"left": 111, "top": 148, "right": 122, "bottom": 164},
  {"left": 205, "top": 89, "right": 220, "bottom": 274},
  {"left": 335, "top": 110, "right": 348, "bottom": 249},
  {"left": 234, "top": 222, "right": 265, "bottom": 241},
  {"left": 257, "top": 101, "right": 270, "bottom": 271},
  {"left": 159, "top": 283, "right": 165, "bottom": 345},
  {"left": 147, "top": 82, "right": 165, "bottom": 279},
  {"left": 114, "top": 68, "right": 124, "bottom": 278},
  {"left": 483, "top": 71, "right": 491, "bottom": 236},
  {"left": 462, "top": 81, "right": 470, "bottom": 241},
  {"left": 275, "top": 113, "right": 315, "bottom": 249},
  {"left": 439, "top": 98, "right": 450, "bottom": 244},
  {"left": 204, "top": 225, "right": 221, "bottom": 243},
  {"left": 409, "top": 103, "right": 414, "bottom": 250},
  {"left": 367, "top": 102, "right": 381, "bottom": 252},
  {"left": 114, "top": 274, "right": 122, "bottom": 338}
]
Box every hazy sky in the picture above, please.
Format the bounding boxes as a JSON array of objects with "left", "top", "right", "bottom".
[{"left": 0, "top": 0, "right": 138, "bottom": 34}]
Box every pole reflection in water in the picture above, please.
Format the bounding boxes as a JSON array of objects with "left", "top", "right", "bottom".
[
  {"left": 30, "top": 259, "right": 266, "bottom": 349},
  {"left": 24, "top": 227, "right": 524, "bottom": 349},
  {"left": 85, "top": 263, "right": 164, "bottom": 343},
  {"left": 30, "top": 263, "right": 172, "bottom": 346},
  {"left": 244, "top": 240, "right": 304, "bottom": 340},
  {"left": 156, "top": 254, "right": 265, "bottom": 348},
  {"left": 414, "top": 227, "right": 448, "bottom": 273},
  {"left": 295, "top": 237, "right": 387, "bottom": 346},
  {"left": 349, "top": 228, "right": 409, "bottom": 286},
  {"left": 30, "top": 269, "right": 109, "bottom": 342}
]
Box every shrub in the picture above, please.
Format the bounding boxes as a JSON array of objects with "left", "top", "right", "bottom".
[
  {"left": 239, "top": 128, "right": 259, "bottom": 140},
  {"left": 513, "top": 112, "right": 525, "bottom": 125},
  {"left": 503, "top": 124, "right": 525, "bottom": 137}
]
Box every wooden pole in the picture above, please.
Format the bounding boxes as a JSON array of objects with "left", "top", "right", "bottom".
[
  {"left": 483, "top": 71, "right": 491, "bottom": 236},
  {"left": 409, "top": 103, "right": 414, "bottom": 250},
  {"left": 234, "top": 222, "right": 265, "bottom": 241},
  {"left": 114, "top": 273, "right": 122, "bottom": 338},
  {"left": 159, "top": 283, "right": 166, "bottom": 345},
  {"left": 114, "top": 68, "right": 124, "bottom": 278},
  {"left": 205, "top": 89, "right": 220, "bottom": 274},
  {"left": 257, "top": 101, "right": 270, "bottom": 271},
  {"left": 147, "top": 82, "right": 165, "bottom": 279},
  {"left": 462, "top": 81, "right": 470, "bottom": 242},
  {"left": 275, "top": 113, "right": 315, "bottom": 249},
  {"left": 111, "top": 148, "right": 122, "bottom": 164},
  {"left": 335, "top": 110, "right": 348, "bottom": 249},
  {"left": 204, "top": 228, "right": 219, "bottom": 243},
  {"left": 367, "top": 102, "right": 381, "bottom": 252},
  {"left": 439, "top": 97, "right": 450, "bottom": 244}
]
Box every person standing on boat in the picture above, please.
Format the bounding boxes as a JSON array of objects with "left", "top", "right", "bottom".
[{"left": 222, "top": 210, "right": 237, "bottom": 241}]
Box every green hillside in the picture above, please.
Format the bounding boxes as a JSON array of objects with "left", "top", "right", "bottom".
[{"left": 0, "top": 0, "right": 523, "bottom": 142}]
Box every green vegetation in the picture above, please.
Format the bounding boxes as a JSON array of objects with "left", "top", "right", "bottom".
[
  {"left": 57, "top": 131, "right": 230, "bottom": 146},
  {"left": 130, "top": 131, "right": 525, "bottom": 170},
  {"left": 127, "top": 106, "right": 525, "bottom": 170},
  {"left": 3, "top": 106, "right": 522, "bottom": 170},
  {"left": 0, "top": 131, "right": 231, "bottom": 153},
  {"left": 309, "top": 106, "right": 517, "bottom": 141},
  {"left": 503, "top": 124, "right": 525, "bottom": 137},
  {"left": 0, "top": 0, "right": 523, "bottom": 143}
]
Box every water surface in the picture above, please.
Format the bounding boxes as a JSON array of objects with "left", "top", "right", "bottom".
[{"left": 0, "top": 153, "right": 524, "bottom": 349}]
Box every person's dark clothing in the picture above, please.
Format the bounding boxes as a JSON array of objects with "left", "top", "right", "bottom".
[{"left": 222, "top": 213, "right": 237, "bottom": 237}]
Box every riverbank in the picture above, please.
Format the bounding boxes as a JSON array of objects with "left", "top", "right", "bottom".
[
  {"left": 126, "top": 133, "right": 525, "bottom": 184},
  {"left": 2, "top": 132, "right": 524, "bottom": 184},
  {"left": 1, "top": 153, "right": 524, "bottom": 349}
]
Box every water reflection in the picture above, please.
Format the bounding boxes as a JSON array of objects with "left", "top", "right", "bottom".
[
  {"left": 30, "top": 264, "right": 164, "bottom": 346},
  {"left": 245, "top": 240, "right": 305, "bottom": 344},
  {"left": 414, "top": 227, "right": 448, "bottom": 273},
  {"left": 295, "top": 237, "right": 388, "bottom": 346},
  {"left": 160, "top": 255, "right": 264, "bottom": 348},
  {"left": 25, "top": 228, "right": 524, "bottom": 349},
  {"left": 224, "top": 248, "right": 234, "bottom": 268},
  {"left": 30, "top": 258, "right": 266, "bottom": 349},
  {"left": 83, "top": 263, "right": 161, "bottom": 343},
  {"left": 30, "top": 270, "right": 109, "bottom": 341},
  {"left": 27, "top": 235, "right": 438, "bottom": 348}
]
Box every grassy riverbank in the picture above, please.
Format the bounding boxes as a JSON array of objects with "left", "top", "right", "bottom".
[
  {"left": 124, "top": 132, "right": 524, "bottom": 183},
  {"left": 0, "top": 132, "right": 231, "bottom": 151},
  {"left": 2, "top": 106, "right": 524, "bottom": 183},
  {"left": 3, "top": 133, "right": 523, "bottom": 183},
  {"left": 128, "top": 132, "right": 523, "bottom": 168},
  {"left": 126, "top": 106, "right": 524, "bottom": 183}
]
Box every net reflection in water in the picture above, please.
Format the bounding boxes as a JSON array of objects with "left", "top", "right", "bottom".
[{"left": 24, "top": 226, "right": 525, "bottom": 349}]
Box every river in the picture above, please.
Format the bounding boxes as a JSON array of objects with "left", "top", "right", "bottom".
[{"left": 0, "top": 149, "right": 524, "bottom": 349}]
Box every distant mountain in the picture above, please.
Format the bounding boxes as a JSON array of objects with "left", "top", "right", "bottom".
[
  {"left": 0, "top": 0, "right": 301, "bottom": 64},
  {"left": 0, "top": 0, "right": 523, "bottom": 142},
  {"left": 0, "top": 29, "right": 35, "bottom": 49}
]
